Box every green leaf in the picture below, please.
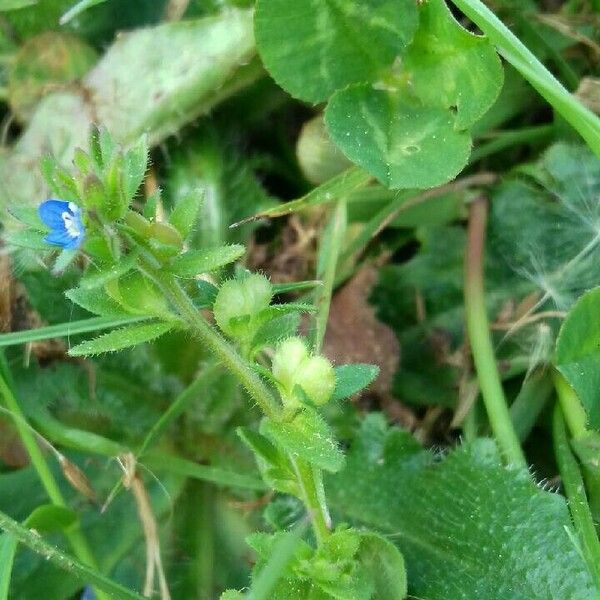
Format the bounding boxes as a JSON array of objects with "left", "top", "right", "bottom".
[
  {"left": 327, "top": 415, "right": 597, "bottom": 600},
  {"left": 403, "top": 0, "right": 503, "bottom": 128},
  {"left": 220, "top": 591, "right": 244, "bottom": 600},
  {"left": 0, "top": 315, "right": 146, "bottom": 348},
  {"left": 252, "top": 312, "right": 301, "bottom": 352},
  {"left": 143, "top": 453, "right": 266, "bottom": 491},
  {"left": 0, "top": 0, "right": 37, "bottom": 10},
  {"left": 68, "top": 322, "right": 174, "bottom": 357},
  {"left": 254, "top": 0, "right": 418, "bottom": 103},
  {"left": 59, "top": 0, "right": 107, "bottom": 24},
  {"left": 325, "top": 84, "right": 471, "bottom": 189},
  {"left": 169, "top": 191, "right": 203, "bottom": 239},
  {"left": 261, "top": 408, "right": 344, "bottom": 473},
  {"left": 357, "top": 533, "right": 407, "bottom": 599},
  {"left": 24, "top": 505, "right": 77, "bottom": 533},
  {"left": 40, "top": 155, "right": 80, "bottom": 203},
  {"left": 195, "top": 279, "right": 219, "bottom": 308},
  {"left": 65, "top": 286, "right": 129, "bottom": 317},
  {"left": 332, "top": 364, "right": 380, "bottom": 401},
  {"left": 3, "top": 229, "right": 49, "bottom": 250},
  {"left": 556, "top": 287, "right": 600, "bottom": 430},
  {"left": 0, "top": 534, "right": 17, "bottom": 600},
  {"left": 122, "top": 134, "right": 149, "bottom": 201},
  {"left": 168, "top": 245, "right": 245, "bottom": 278},
  {"left": 80, "top": 251, "right": 139, "bottom": 289}
]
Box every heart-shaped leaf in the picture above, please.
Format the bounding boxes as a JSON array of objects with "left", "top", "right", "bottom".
[
  {"left": 326, "top": 84, "right": 471, "bottom": 189},
  {"left": 403, "top": 0, "right": 503, "bottom": 128},
  {"left": 255, "top": 0, "right": 418, "bottom": 104}
]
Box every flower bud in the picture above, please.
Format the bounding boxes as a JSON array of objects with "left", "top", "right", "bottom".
[
  {"left": 272, "top": 337, "right": 335, "bottom": 407},
  {"left": 213, "top": 273, "right": 273, "bottom": 340}
]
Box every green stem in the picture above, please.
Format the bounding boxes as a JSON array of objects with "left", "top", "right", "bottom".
[
  {"left": 290, "top": 457, "right": 330, "bottom": 545},
  {"left": 554, "top": 371, "right": 587, "bottom": 438},
  {"left": 553, "top": 404, "right": 600, "bottom": 588},
  {"left": 464, "top": 198, "right": 526, "bottom": 468},
  {"left": 154, "top": 273, "right": 280, "bottom": 420},
  {"left": 312, "top": 200, "right": 347, "bottom": 352},
  {"left": 0, "top": 369, "right": 101, "bottom": 572},
  {"left": 0, "top": 509, "right": 145, "bottom": 600},
  {"left": 509, "top": 369, "right": 554, "bottom": 442},
  {"left": 449, "top": 0, "right": 600, "bottom": 156},
  {"left": 470, "top": 125, "right": 554, "bottom": 163},
  {"left": 152, "top": 271, "right": 334, "bottom": 543}
]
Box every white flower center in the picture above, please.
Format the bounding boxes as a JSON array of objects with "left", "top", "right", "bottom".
[{"left": 61, "top": 211, "right": 81, "bottom": 238}]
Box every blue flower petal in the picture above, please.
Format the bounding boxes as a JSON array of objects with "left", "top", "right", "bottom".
[
  {"left": 38, "top": 199, "right": 85, "bottom": 249},
  {"left": 38, "top": 200, "right": 73, "bottom": 229}
]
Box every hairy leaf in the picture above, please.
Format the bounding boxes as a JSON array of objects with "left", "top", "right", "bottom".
[
  {"left": 168, "top": 245, "right": 245, "bottom": 278},
  {"left": 327, "top": 415, "right": 596, "bottom": 599},
  {"left": 68, "top": 322, "right": 174, "bottom": 356}
]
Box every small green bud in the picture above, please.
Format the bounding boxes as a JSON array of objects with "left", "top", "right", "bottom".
[
  {"left": 296, "top": 355, "right": 335, "bottom": 406},
  {"left": 124, "top": 211, "right": 152, "bottom": 237},
  {"left": 271, "top": 337, "right": 309, "bottom": 393},
  {"left": 149, "top": 222, "right": 184, "bottom": 249},
  {"left": 80, "top": 174, "right": 106, "bottom": 213},
  {"left": 272, "top": 337, "right": 335, "bottom": 407},
  {"left": 213, "top": 273, "right": 273, "bottom": 340}
]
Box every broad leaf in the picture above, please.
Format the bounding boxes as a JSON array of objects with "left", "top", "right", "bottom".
[
  {"left": 261, "top": 408, "right": 345, "bottom": 473},
  {"left": 325, "top": 84, "right": 471, "bottom": 189},
  {"left": 168, "top": 245, "right": 245, "bottom": 278},
  {"left": 332, "top": 364, "right": 380, "bottom": 401},
  {"left": 169, "top": 191, "right": 203, "bottom": 239},
  {"left": 327, "top": 415, "right": 597, "bottom": 599},
  {"left": 254, "top": 0, "right": 418, "bottom": 103},
  {"left": 68, "top": 322, "right": 174, "bottom": 356},
  {"left": 556, "top": 287, "right": 600, "bottom": 430},
  {"left": 403, "top": 0, "right": 503, "bottom": 128}
]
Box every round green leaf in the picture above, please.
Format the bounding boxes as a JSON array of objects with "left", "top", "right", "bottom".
[
  {"left": 325, "top": 83, "right": 471, "bottom": 189},
  {"left": 24, "top": 505, "right": 77, "bottom": 533},
  {"left": 254, "top": 0, "right": 418, "bottom": 104},
  {"left": 403, "top": 0, "right": 503, "bottom": 128}
]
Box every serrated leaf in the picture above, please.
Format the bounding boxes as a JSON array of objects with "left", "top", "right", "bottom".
[
  {"left": 24, "top": 505, "right": 77, "bottom": 533},
  {"left": 65, "top": 286, "right": 129, "bottom": 317},
  {"left": 403, "top": 0, "right": 503, "bottom": 128},
  {"left": 325, "top": 84, "right": 471, "bottom": 189},
  {"left": 556, "top": 287, "right": 600, "bottom": 430},
  {"left": 68, "top": 322, "right": 174, "bottom": 356},
  {"left": 169, "top": 191, "right": 203, "bottom": 239},
  {"left": 254, "top": 0, "right": 418, "bottom": 104},
  {"left": 168, "top": 245, "right": 245, "bottom": 278},
  {"left": 261, "top": 408, "right": 344, "bottom": 473},
  {"left": 122, "top": 134, "right": 148, "bottom": 201},
  {"left": 327, "top": 414, "right": 597, "bottom": 600},
  {"left": 332, "top": 364, "right": 379, "bottom": 401}
]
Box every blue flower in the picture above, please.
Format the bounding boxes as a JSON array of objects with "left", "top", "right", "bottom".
[{"left": 38, "top": 199, "right": 85, "bottom": 250}]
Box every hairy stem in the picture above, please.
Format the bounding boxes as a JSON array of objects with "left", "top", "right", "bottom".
[
  {"left": 464, "top": 198, "right": 526, "bottom": 468},
  {"left": 0, "top": 509, "right": 144, "bottom": 600},
  {"left": 153, "top": 272, "right": 332, "bottom": 541},
  {"left": 155, "top": 273, "right": 280, "bottom": 420}
]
